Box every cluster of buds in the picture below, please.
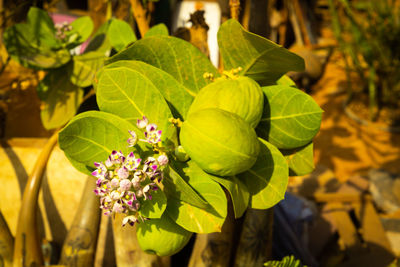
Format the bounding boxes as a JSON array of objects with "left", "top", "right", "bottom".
[
  {"left": 93, "top": 116, "right": 168, "bottom": 226},
  {"left": 55, "top": 21, "right": 72, "bottom": 41}
]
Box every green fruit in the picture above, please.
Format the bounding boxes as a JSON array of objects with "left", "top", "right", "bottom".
[
  {"left": 188, "top": 76, "right": 264, "bottom": 128},
  {"left": 180, "top": 108, "right": 260, "bottom": 176},
  {"left": 136, "top": 214, "right": 193, "bottom": 256}
]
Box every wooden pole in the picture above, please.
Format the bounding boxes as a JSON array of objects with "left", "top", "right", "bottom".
[
  {"left": 188, "top": 196, "right": 236, "bottom": 267},
  {"left": 12, "top": 131, "right": 59, "bottom": 267},
  {"left": 234, "top": 208, "right": 274, "bottom": 267},
  {"left": 112, "top": 214, "right": 169, "bottom": 267},
  {"left": 59, "top": 177, "right": 101, "bottom": 266}
]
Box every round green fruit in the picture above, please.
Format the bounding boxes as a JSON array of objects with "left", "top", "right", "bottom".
[
  {"left": 180, "top": 108, "right": 260, "bottom": 176},
  {"left": 188, "top": 76, "right": 264, "bottom": 128},
  {"left": 136, "top": 214, "right": 193, "bottom": 256}
]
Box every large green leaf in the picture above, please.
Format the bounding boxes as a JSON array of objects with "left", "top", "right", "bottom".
[
  {"left": 257, "top": 85, "right": 323, "bottom": 149},
  {"left": 108, "top": 19, "right": 137, "bottom": 51},
  {"left": 277, "top": 75, "right": 296, "bottom": 87},
  {"left": 69, "top": 16, "right": 94, "bottom": 45},
  {"left": 239, "top": 138, "right": 288, "bottom": 209},
  {"left": 164, "top": 166, "right": 209, "bottom": 209},
  {"left": 217, "top": 19, "right": 304, "bottom": 85},
  {"left": 100, "top": 60, "right": 194, "bottom": 120},
  {"left": 25, "top": 7, "right": 60, "bottom": 49},
  {"left": 139, "top": 189, "right": 167, "bottom": 218},
  {"left": 166, "top": 161, "right": 227, "bottom": 233},
  {"left": 38, "top": 68, "right": 83, "bottom": 129},
  {"left": 208, "top": 175, "right": 249, "bottom": 218},
  {"left": 106, "top": 35, "right": 218, "bottom": 94},
  {"left": 145, "top": 23, "right": 169, "bottom": 37},
  {"left": 70, "top": 51, "right": 105, "bottom": 87},
  {"left": 96, "top": 65, "right": 177, "bottom": 142},
  {"left": 281, "top": 142, "right": 314, "bottom": 176},
  {"left": 59, "top": 111, "right": 142, "bottom": 167}
]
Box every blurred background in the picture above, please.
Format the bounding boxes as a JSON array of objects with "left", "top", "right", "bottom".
[{"left": 0, "top": 0, "right": 400, "bottom": 266}]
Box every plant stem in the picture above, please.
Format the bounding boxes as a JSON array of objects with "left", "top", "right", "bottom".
[
  {"left": 129, "top": 0, "right": 149, "bottom": 38},
  {"left": 12, "top": 130, "right": 59, "bottom": 267},
  {"left": 229, "top": 0, "right": 240, "bottom": 20}
]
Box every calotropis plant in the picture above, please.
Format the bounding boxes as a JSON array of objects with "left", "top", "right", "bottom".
[
  {"left": 3, "top": 7, "right": 165, "bottom": 130},
  {"left": 58, "top": 19, "right": 323, "bottom": 256}
]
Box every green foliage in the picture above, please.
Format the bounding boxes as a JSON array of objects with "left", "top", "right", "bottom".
[
  {"left": 145, "top": 23, "right": 169, "bottom": 37},
  {"left": 218, "top": 19, "right": 305, "bottom": 85},
  {"left": 59, "top": 111, "right": 143, "bottom": 167},
  {"left": 239, "top": 138, "right": 288, "bottom": 209},
  {"left": 281, "top": 142, "right": 314, "bottom": 176},
  {"left": 108, "top": 19, "right": 137, "bottom": 52},
  {"left": 264, "top": 255, "right": 305, "bottom": 267},
  {"left": 58, "top": 18, "right": 322, "bottom": 256},
  {"left": 70, "top": 51, "right": 105, "bottom": 87},
  {"left": 257, "top": 85, "right": 323, "bottom": 149},
  {"left": 106, "top": 35, "right": 219, "bottom": 94}
]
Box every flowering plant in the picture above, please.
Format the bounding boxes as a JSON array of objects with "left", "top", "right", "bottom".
[{"left": 58, "top": 19, "right": 322, "bottom": 256}]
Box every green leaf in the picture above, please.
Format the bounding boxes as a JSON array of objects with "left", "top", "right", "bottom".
[
  {"left": 106, "top": 35, "right": 218, "bottom": 94},
  {"left": 100, "top": 60, "right": 194, "bottom": 120},
  {"left": 208, "top": 175, "right": 249, "bottom": 218},
  {"left": 165, "top": 161, "right": 227, "bottom": 233},
  {"left": 145, "top": 23, "right": 169, "bottom": 37},
  {"left": 139, "top": 189, "right": 167, "bottom": 218},
  {"left": 70, "top": 51, "right": 105, "bottom": 87},
  {"left": 108, "top": 19, "right": 137, "bottom": 51},
  {"left": 96, "top": 65, "right": 177, "bottom": 142},
  {"left": 59, "top": 111, "right": 142, "bottom": 167},
  {"left": 239, "top": 138, "right": 288, "bottom": 209},
  {"left": 277, "top": 75, "right": 296, "bottom": 87},
  {"left": 65, "top": 153, "right": 94, "bottom": 176},
  {"left": 38, "top": 68, "right": 83, "bottom": 129},
  {"left": 217, "top": 19, "right": 304, "bottom": 85},
  {"left": 70, "top": 16, "right": 94, "bottom": 45},
  {"left": 281, "top": 142, "right": 314, "bottom": 176},
  {"left": 256, "top": 85, "right": 323, "bottom": 149},
  {"left": 164, "top": 166, "right": 209, "bottom": 209},
  {"left": 25, "top": 7, "right": 60, "bottom": 49}
]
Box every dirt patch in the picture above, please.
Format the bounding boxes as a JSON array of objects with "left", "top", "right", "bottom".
[{"left": 310, "top": 52, "right": 400, "bottom": 182}]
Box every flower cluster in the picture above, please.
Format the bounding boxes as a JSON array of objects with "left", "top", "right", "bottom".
[
  {"left": 93, "top": 151, "right": 168, "bottom": 226},
  {"left": 93, "top": 116, "right": 168, "bottom": 226},
  {"left": 55, "top": 22, "right": 72, "bottom": 41}
]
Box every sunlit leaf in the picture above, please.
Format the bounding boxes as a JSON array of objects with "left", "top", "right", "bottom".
[
  {"left": 165, "top": 161, "right": 227, "bottom": 233},
  {"left": 106, "top": 35, "right": 218, "bottom": 94},
  {"left": 108, "top": 19, "right": 137, "bottom": 51},
  {"left": 239, "top": 138, "right": 288, "bottom": 209},
  {"left": 281, "top": 142, "right": 314, "bottom": 176},
  {"left": 218, "top": 19, "right": 304, "bottom": 85},
  {"left": 257, "top": 85, "right": 323, "bottom": 149}
]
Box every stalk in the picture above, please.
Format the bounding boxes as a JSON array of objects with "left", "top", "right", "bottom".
[{"left": 12, "top": 131, "right": 59, "bottom": 267}]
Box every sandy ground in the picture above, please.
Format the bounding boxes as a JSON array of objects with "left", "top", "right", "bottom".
[{"left": 311, "top": 52, "right": 400, "bottom": 182}]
